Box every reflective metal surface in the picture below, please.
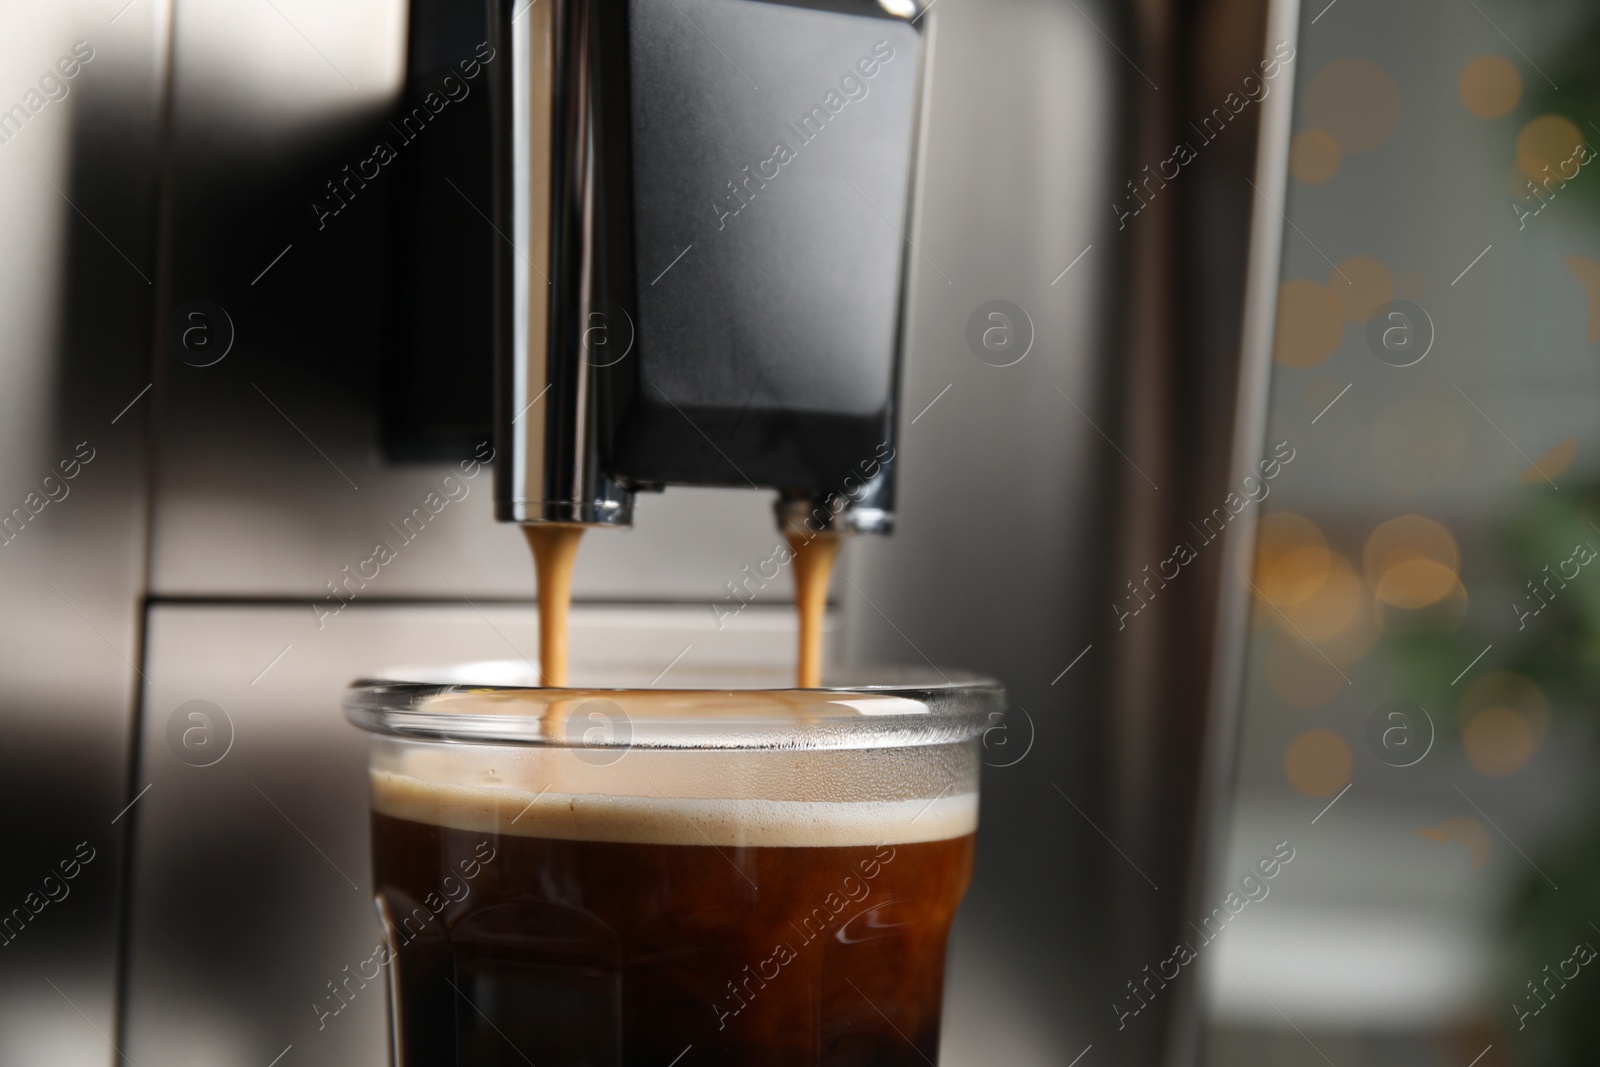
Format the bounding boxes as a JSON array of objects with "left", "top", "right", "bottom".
[
  {"left": 495, "top": 0, "right": 635, "bottom": 526},
  {"left": 0, "top": 3, "right": 167, "bottom": 1064}
]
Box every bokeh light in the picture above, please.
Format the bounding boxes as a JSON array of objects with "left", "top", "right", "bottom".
[
  {"left": 1458, "top": 55, "right": 1521, "bottom": 119},
  {"left": 1458, "top": 672, "right": 1549, "bottom": 779},
  {"left": 1564, "top": 254, "right": 1600, "bottom": 342},
  {"left": 1304, "top": 58, "right": 1401, "bottom": 154},
  {"left": 1330, "top": 256, "right": 1395, "bottom": 323},
  {"left": 1278, "top": 552, "right": 1364, "bottom": 640},
  {"left": 1373, "top": 560, "right": 1460, "bottom": 610},
  {"left": 1363, "top": 515, "right": 1460, "bottom": 608},
  {"left": 1273, "top": 280, "right": 1345, "bottom": 367},
  {"left": 1463, "top": 708, "right": 1537, "bottom": 777},
  {"left": 1519, "top": 437, "right": 1577, "bottom": 483},
  {"left": 1248, "top": 512, "right": 1331, "bottom": 606},
  {"left": 1290, "top": 128, "right": 1341, "bottom": 185},
  {"left": 1515, "top": 114, "right": 1585, "bottom": 183},
  {"left": 1285, "top": 729, "right": 1354, "bottom": 797},
  {"left": 1417, "top": 816, "right": 1491, "bottom": 869}
]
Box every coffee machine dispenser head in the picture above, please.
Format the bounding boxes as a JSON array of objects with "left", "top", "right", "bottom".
[{"left": 491, "top": 0, "right": 927, "bottom": 535}]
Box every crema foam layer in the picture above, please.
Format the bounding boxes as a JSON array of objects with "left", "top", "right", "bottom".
[{"left": 371, "top": 769, "right": 978, "bottom": 848}]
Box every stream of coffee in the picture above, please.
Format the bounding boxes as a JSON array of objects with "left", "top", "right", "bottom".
[
  {"left": 522, "top": 524, "right": 584, "bottom": 687},
  {"left": 786, "top": 529, "right": 840, "bottom": 688}
]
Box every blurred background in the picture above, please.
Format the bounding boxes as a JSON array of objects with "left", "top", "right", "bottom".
[
  {"left": 1, "top": 0, "right": 1597, "bottom": 1065},
  {"left": 1198, "top": 2, "right": 1600, "bottom": 1065}
]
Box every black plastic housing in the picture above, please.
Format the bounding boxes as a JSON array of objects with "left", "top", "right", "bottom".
[{"left": 605, "top": 0, "right": 922, "bottom": 497}]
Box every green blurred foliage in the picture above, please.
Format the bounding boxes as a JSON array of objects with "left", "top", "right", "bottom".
[
  {"left": 1529, "top": 4, "right": 1600, "bottom": 217},
  {"left": 1388, "top": 485, "right": 1600, "bottom": 1065}
]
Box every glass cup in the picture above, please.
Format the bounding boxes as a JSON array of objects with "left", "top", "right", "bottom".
[{"left": 343, "top": 662, "right": 1002, "bottom": 1066}]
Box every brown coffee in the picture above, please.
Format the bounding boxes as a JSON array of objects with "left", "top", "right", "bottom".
[
  {"left": 523, "top": 523, "right": 584, "bottom": 686},
  {"left": 786, "top": 529, "right": 840, "bottom": 688},
  {"left": 524, "top": 521, "right": 839, "bottom": 689},
  {"left": 369, "top": 769, "right": 975, "bottom": 1065}
]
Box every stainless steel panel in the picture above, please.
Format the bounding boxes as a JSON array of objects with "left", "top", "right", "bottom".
[
  {"left": 0, "top": 2, "right": 167, "bottom": 1064},
  {"left": 123, "top": 602, "right": 832, "bottom": 1067},
  {"left": 843, "top": 0, "right": 1120, "bottom": 1062},
  {"left": 147, "top": 0, "right": 783, "bottom": 600}
]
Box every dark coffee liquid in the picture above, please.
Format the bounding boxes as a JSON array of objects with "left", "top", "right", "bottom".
[{"left": 371, "top": 812, "right": 974, "bottom": 1065}]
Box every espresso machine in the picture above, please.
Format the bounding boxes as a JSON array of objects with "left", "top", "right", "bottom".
[{"left": 0, "top": 0, "right": 1283, "bottom": 1065}]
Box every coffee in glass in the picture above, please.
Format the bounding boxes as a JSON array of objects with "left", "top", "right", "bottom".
[{"left": 346, "top": 664, "right": 1000, "bottom": 1066}]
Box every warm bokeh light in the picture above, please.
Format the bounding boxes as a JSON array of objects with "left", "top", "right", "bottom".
[
  {"left": 1330, "top": 255, "right": 1395, "bottom": 323},
  {"left": 1267, "top": 588, "right": 1382, "bottom": 703},
  {"left": 1462, "top": 708, "right": 1537, "bottom": 777},
  {"left": 1278, "top": 552, "right": 1364, "bottom": 640},
  {"left": 1273, "top": 279, "right": 1345, "bottom": 367},
  {"left": 1248, "top": 512, "right": 1331, "bottom": 606},
  {"left": 1458, "top": 55, "right": 1521, "bottom": 119},
  {"left": 1376, "top": 574, "right": 1468, "bottom": 633},
  {"left": 1382, "top": 579, "right": 1465, "bottom": 630},
  {"left": 1304, "top": 57, "right": 1401, "bottom": 155},
  {"left": 1364, "top": 515, "right": 1460, "bottom": 577},
  {"left": 1519, "top": 437, "right": 1577, "bottom": 483},
  {"left": 1374, "top": 559, "right": 1460, "bottom": 609},
  {"left": 1363, "top": 515, "right": 1460, "bottom": 610},
  {"left": 1515, "top": 114, "right": 1585, "bottom": 183},
  {"left": 1285, "top": 729, "right": 1353, "bottom": 797},
  {"left": 1417, "top": 817, "right": 1491, "bottom": 869},
  {"left": 1459, "top": 672, "right": 1549, "bottom": 736},
  {"left": 1290, "top": 128, "right": 1341, "bottom": 185},
  {"left": 1370, "top": 398, "right": 1468, "bottom": 495},
  {"left": 1458, "top": 672, "right": 1549, "bottom": 778},
  {"left": 1564, "top": 254, "right": 1600, "bottom": 342}
]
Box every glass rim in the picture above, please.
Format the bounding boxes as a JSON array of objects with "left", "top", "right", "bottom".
[{"left": 343, "top": 662, "right": 1005, "bottom": 751}]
